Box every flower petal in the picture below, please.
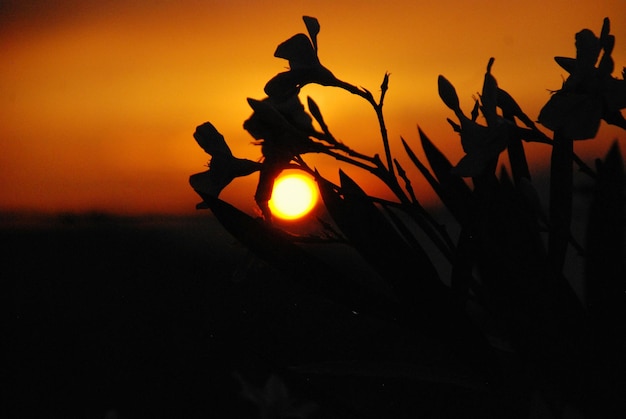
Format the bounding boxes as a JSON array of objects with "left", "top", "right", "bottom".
[
  {"left": 189, "top": 170, "right": 225, "bottom": 197},
  {"left": 189, "top": 157, "right": 261, "bottom": 198},
  {"left": 459, "top": 117, "right": 491, "bottom": 154},
  {"left": 274, "top": 33, "right": 318, "bottom": 69},
  {"left": 538, "top": 92, "right": 602, "bottom": 140},
  {"left": 193, "top": 122, "right": 232, "bottom": 157},
  {"left": 454, "top": 123, "right": 509, "bottom": 177},
  {"left": 264, "top": 71, "right": 303, "bottom": 99},
  {"left": 303, "top": 16, "right": 320, "bottom": 52},
  {"left": 575, "top": 29, "right": 601, "bottom": 71}
]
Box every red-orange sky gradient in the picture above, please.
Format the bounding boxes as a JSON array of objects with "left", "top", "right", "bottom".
[{"left": 2, "top": 0, "right": 625, "bottom": 215}]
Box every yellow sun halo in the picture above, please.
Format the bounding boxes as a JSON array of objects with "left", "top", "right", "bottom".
[{"left": 268, "top": 173, "right": 318, "bottom": 220}]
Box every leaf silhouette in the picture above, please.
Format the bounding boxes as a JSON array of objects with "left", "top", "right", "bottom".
[
  {"left": 318, "top": 171, "right": 493, "bottom": 372},
  {"left": 198, "top": 193, "right": 400, "bottom": 321},
  {"left": 481, "top": 58, "right": 498, "bottom": 127},
  {"left": 418, "top": 127, "right": 472, "bottom": 225},
  {"left": 403, "top": 133, "right": 469, "bottom": 226},
  {"left": 496, "top": 87, "right": 538, "bottom": 131},
  {"left": 438, "top": 75, "right": 462, "bottom": 115},
  {"left": 471, "top": 179, "right": 589, "bottom": 408},
  {"left": 303, "top": 16, "right": 320, "bottom": 52},
  {"left": 554, "top": 56, "right": 577, "bottom": 73},
  {"left": 585, "top": 142, "right": 625, "bottom": 366},
  {"left": 306, "top": 96, "right": 331, "bottom": 138},
  {"left": 317, "top": 170, "right": 430, "bottom": 286}
]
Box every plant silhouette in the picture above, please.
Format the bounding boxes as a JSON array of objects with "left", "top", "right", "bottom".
[{"left": 190, "top": 16, "right": 625, "bottom": 418}]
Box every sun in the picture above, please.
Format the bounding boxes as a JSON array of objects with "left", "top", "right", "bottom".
[{"left": 268, "top": 173, "right": 318, "bottom": 220}]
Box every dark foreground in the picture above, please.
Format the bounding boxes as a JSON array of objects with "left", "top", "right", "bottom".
[
  {"left": 4, "top": 214, "right": 255, "bottom": 418},
  {"left": 4, "top": 213, "right": 586, "bottom": 418}
]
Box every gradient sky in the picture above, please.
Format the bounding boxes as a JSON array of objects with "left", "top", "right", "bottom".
[{"left": 1, "top": 0, "right": 625, "bottom": 215}]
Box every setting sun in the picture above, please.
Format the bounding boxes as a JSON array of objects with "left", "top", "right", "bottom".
[{"left": 268, "top": 173, "right": 318, "bottom": 220}]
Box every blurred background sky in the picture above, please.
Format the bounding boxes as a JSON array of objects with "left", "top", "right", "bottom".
[{"left": 2, "top": 0, "right": 625, "bottom": 215}]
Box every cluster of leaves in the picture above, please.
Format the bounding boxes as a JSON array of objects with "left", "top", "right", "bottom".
[{"left": 190, "top": 17, "right": 625, "bottom": 418}]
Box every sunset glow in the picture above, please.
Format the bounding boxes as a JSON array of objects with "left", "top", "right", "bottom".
[
  {"left": 1, "top": 0, "right": 625, "bottom": 215},
  {"left": 268, "top": 173, "right": 318, "bottom": 220}
]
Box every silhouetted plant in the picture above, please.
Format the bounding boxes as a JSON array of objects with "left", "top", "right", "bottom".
[{"left": 190, "top": 16, "right": 625, "bottom": 418}]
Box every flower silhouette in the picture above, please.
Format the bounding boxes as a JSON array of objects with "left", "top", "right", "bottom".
[
  {"left": 243, "top": 94, "right": 323, "bottom": 220},
  {"left": 264, "top": 16, "right": 340, "bottom": 100},
  {"left": 538, "top": 17, "right": 626, "bottom": 140},
  {"left": 244, "top": 94, "right": 320, "bottom": 156},
  {"left": 439, "top": 60, "right": 509, "bottom": 177},
  {"left": 189, "top": 122, "right": 261, "bottom": 198},
  {"left": 440, "top": 59, "right": 547, "bottom": 177}
]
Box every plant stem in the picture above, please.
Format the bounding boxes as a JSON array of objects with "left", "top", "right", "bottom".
[
  {"left": 374, "top": 102, "right": 394, "bottom": 176},
  {"left": 334, "top": 78, "right": 394, "bottom": 175},
  {"left": 548, "top": 130, "right": 573, "bottom": 272},
  {"left": 504, "top": 113, "right": 531, "bottom": 183}
]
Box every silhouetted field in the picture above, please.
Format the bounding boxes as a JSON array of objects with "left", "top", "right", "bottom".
[
  {"left": 3, "top": 214, "right": 418, "bottom": 419},
  {"left": 1, "top": 203, "right": 608, "bottom": 419},
  {"left": 4, "top": 213, "right": 266, "bottom": 418},
  {"left": 4, "top": 213, "right": 498, "bottom": 419}
]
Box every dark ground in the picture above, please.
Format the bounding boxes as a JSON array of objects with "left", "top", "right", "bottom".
[
  {"left": 4, "top": 213, "right": 254, "bottom": 418},
  {"left": 3, "top": 212, "right": 525, "bottom": 419}
]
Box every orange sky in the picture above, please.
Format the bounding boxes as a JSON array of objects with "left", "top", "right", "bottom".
[{"left": 1, "top": 0, "right": 625, "bottom": 215}]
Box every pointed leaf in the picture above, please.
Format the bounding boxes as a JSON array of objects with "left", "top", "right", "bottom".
[
  {"left": 470, "top": 99, "right": 480, "bottom": 122},
  {"left": 198, "top": 193, "right": 398, "bottom": 319},
  {"left": 599, "top": 17, "right": 611, "bottom": 47},
  {"left": 402, "top": 135, "right": 469, "bottom": 225},
  {"left": 438, "top": 75, "right": 461, "bottom": 114},
  {"left": 307, "top": 96, "right": 329, "bottom": 134},
  {"left": 446, "top": 117, "right": 461, "bottom": 132},
  {"left": 497, "top": 88, "right": 537, "bottom": 129},
  {"left": 336, "top": 172, "right": 494, "bottom": 369},
  {"left": 419, "top": 127, "right": 472, "bottom": 224},
  {"left": 320, "top": 171, "right": 486, "bottom": 345},
  {"left": 506, "top": 132, "right": 531, "bottom": 183},
  {"left": 319, "top": 170, "right": 442, "bottom": 292},
  {"left": 401, "top": 136, "right": 440, "bottom": 193},
  {"left": 303, "top": 16, "right": 320, "bottom": 52},
  {"left": 554, "top": 56, "right": 576, "bottom": 74},
  {"left": 481, "top": 58, "right": 498, "bottom": 127}
]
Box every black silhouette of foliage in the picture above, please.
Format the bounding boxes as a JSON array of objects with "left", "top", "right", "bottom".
[{"left": 190, "top": 16, "right": 625, "bottom": 418}]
